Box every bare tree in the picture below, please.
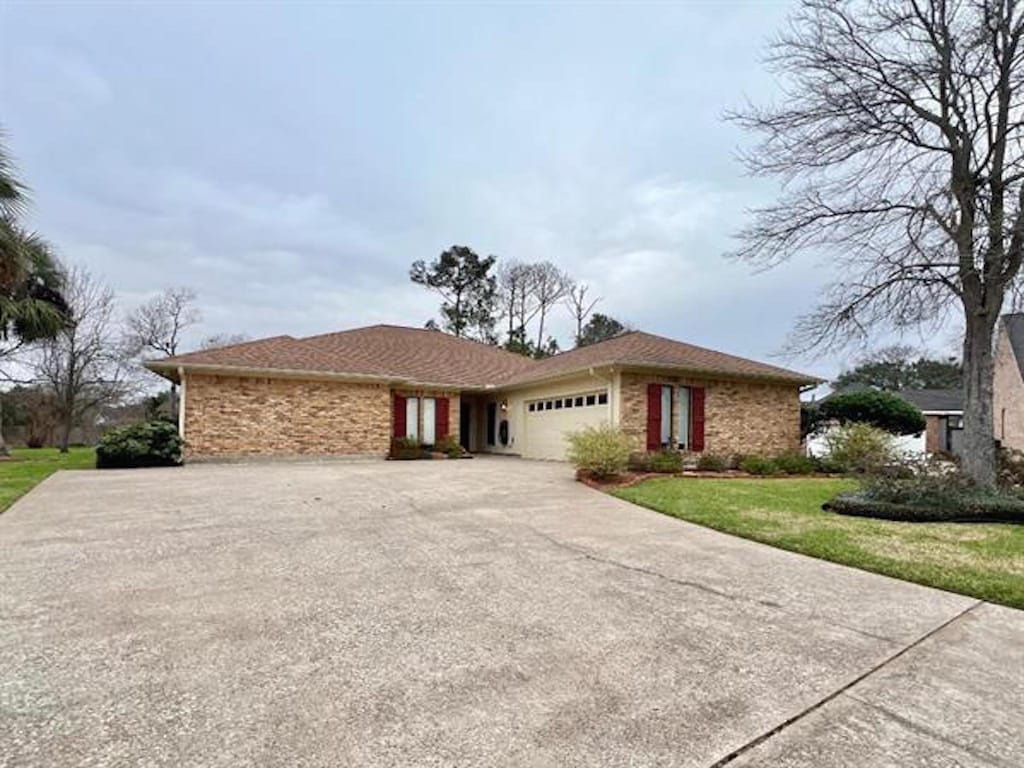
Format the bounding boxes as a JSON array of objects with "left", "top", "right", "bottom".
[
  {"left": 33, "top": 267, "right": 134, "bottom": 453},
  {"left": 564, "top": 282, "right": 601, "bottom": 346},
  {"left": 497, "top": 260, "right": 540, "bottom": 351},
  {"left": 730, "top": 0, "right": 1024, "bottom": 487},
  {"left": 198, "top": 332, "right": 250, "bottom": 351},
  {"left": 124, "top": 287, "right": 201, "bottom": 420},
  {"left": 529, "top": 261, "right": 572, "bottom": 351}
]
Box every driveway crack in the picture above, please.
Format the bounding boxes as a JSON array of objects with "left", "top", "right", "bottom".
[
  {"left": 704, "top": 600, "right": 984, "bottom": 767},
  {"left": 843, "top": 693, "right": 1018, "bottom": 768},
  {"left": 522, "top": 524, "right": 782, "bottom": 609}
]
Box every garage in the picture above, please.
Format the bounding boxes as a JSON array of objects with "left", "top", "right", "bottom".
[{"left": 521, "top": 389, "right": 610, "bottom": 460}]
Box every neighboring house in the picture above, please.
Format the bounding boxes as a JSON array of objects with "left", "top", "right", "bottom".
[
  {"left": 994, "top": 313, "right": 1024, "bottom": 452},
  {"left": 147, "top": 325, "right": 817, "bottom": 461},
  {"left": 805, "top": 386, "right": 963, "bottom": 458},
  {"left": 896, "top": 389, "right": 963, "bottom": 456}
]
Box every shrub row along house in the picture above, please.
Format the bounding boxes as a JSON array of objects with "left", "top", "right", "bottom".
[{"left": 147, "top": 325, "right": 817, "bottom": 461}]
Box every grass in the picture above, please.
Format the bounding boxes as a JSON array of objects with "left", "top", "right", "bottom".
[
  {"left": 0, "top": 446, "right": 95, "bottom": 513},
  {"left": 613, "top": 477, "right": 1024, "bottom": 610}
]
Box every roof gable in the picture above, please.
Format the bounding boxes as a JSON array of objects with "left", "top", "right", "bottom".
[{"left": 1002, "top": 313, "right": 1024, "bottom": 380}]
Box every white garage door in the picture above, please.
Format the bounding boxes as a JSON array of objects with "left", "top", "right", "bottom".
[{"left": 521, "top": 390, "right": 610, "bottom": 460}]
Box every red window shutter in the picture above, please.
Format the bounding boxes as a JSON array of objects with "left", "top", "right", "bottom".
[
  {"left": 646, "top": 383, "right": 661, "bottom": 451},
  {"left": 691, "top": 386, "right": 706, "bottom": 452},
  {"left": 393, "top": 395, "right": 407, "bottom": 438},
  {"left": 435, "top": 397, "right": 449, "bottom": 441}
]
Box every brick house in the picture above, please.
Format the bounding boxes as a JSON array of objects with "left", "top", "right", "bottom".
[
  {"left": 994, "top": 313, "right": 1024, "bottom": 451},
  {"left": 147, "top": 325, "right": 817, "bottom": 461}
]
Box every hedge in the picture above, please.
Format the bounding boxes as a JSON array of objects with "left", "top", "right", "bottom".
[{"left": 824, "top": 492, "right": 1024, "bottom": 524}]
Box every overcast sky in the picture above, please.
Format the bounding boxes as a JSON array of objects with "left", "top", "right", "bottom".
[{"left": 0, "top": 1, "right": 956, "bottom": 381}]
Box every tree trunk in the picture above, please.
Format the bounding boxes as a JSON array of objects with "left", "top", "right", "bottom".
[
  {"left": 58, "top": 412, "right": 72, "bottom": 454},
  {"left": 961, "top": 311, "right": 998, "bottom": 487}
]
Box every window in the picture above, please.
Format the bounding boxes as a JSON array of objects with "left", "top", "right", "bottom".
[
  {"left": 545, "top": 400, "right": 553, "bottom": 410},
  {"left": 405, "top": 397, "right": 419, "bottom": 441},
  {"left": 660, "top": 386, "right": 672, "bottom": 447},
  {"left": 555, "top": 399, "right": 563, "bottom": 409},
  {"left": 677, "top": 386, "right": 691, "bottom": 450},
  {"left": 528, "top": 403, "right": 536, "bottom": 412},
  {"left": 574, "top": 396, "right": 584, "bottom": 407},
  {"left": 585, "top": 394, "right": 596, "bottom": 406},
  {"left": 422, "top": 397, "right": 436, "bottom": 445},
  {"left": 598, "top": 392, "right": 608, "bottom": 405}
]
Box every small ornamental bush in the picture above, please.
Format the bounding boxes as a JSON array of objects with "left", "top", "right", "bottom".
[
  {"left": 96, "top": 421, "right": 183, "bottom": 469},
  {"left": 822, "top": 423, "right": 895, "bottom": 474},
  {"left": 774, "top": 452, "right": 818, "bottom": 475},
  {"left": 738, "top": 454, "right": 781, "bottom": 476},
  {"left": 695, "top": 454, "right": 728, "bottom": 472},
  {"left": 566, "top": 425, "right": 633, "bottom": 480},
  {"left": 649, "top": 450, "right": 684, "bottom": 473},
  {"left": 390, "top": 437, "right": 428, "bottom": 460},
  {"left": 817, "top": 390, "right": 926, "bottom": 436},
  {"left": 435, "top": 435, "right": 464, "bottom": 458}
]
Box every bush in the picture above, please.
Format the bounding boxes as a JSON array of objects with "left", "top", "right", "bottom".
[
  {"left": 96, "top": 421, "right": 183, "bottom": 469},
  {"left": 649, "top": 450, "right": 683, "bottom": 473},
  {"left": 822, "top": 423, "right": 895, "bottom": 474},
  {"left": 390, "top": 437, "right": 428, "bottom": 460},
  {"left": 817, "top": 390, "right": 926, "bottom": 436},
  {"left": 824, "top": 493, "right": 1024, "bottom": 523},
  {"left": 738, "top": 454, "right": 781, "bottom": 475},
  {"left": 823, "top": 461, "right": 1024, "bottom": 522},
  {"left": 998, "top": 447, "right": 1024, "bottom": 488},
  {"left": 566, "top": 425, "right": 633, "bottom": 480},
  {"left": 695, "top": 454, "right": 728, "bottom": 472},
  {"left": 435, "top": 435, "right": 464, "bottom": 458},
  {"left": 775, "top": 452, "right": 818, "bottom": 475}
]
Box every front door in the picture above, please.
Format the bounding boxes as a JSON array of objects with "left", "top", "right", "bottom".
[
  {"left": 460, "top": 401, "right": 472, "bottom": 451},
  {"left": 486, "top": 402, "right": 497, "bottom": 447}
]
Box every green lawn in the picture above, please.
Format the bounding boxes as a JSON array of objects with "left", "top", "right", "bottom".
[
  {"left": 613, "top": 477, "right": 1024, "bottom": 610},
  {"left": 0, "top": 447, "right": 95, "bottom": 513}
]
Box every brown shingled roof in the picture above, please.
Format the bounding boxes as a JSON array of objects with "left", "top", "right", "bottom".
[
  {"left": 147, "top": 324, "right": 817, "bottom": 388},
  {"left": 501, "top": 330, "right": 817, "bottom": 386},
  {"left": 148, "top": 325, "right": 537, "bottom": 388}
]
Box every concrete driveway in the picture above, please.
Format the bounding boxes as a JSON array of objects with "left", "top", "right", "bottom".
[{"left": 1, "top": 458, "right": 1021, "bottom": 767}]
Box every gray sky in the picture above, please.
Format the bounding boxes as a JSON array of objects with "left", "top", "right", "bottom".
[{"left": 1, "top": 1, "right": 936, "bottom": 381}]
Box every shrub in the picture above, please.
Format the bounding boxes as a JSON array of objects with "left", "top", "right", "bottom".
[
  {"left": 817, "top": 390, "right": 926, "bottom": 436},
  {"left": 695, "top": 454, "right": 728, "bottom": 472},
  {"left": 824, "top": 492, "right": 1024, "bottom": 523},
  {"left": 774, "top": 452, "right": 818, "bottom": 475},
  {"left": 822, "top": 460, "right": 1024, "bottom": 522},
  {"left": 628, "top": 452, "right": 654, "bottom": 472},
  {"left": 390, "top": 437, "right": 428, "bottom": 460},
  {"left": 566, "top": 425, "right": 633, "bottom": 480},
  {"left": 96, "top": 421, "right": 183, "bottom": 469},
  {"left": 649, "top": 450, "right": 683, "bottom": 473},
  {"left": 738, "top": 454, "right": 781, "bottom": 475},
  {"left": 998, "top": 447, "right": 1024, "bottom": 488},
  {"left": 822, "top": 423, "right": 895, "bottom": 474},
  {"left": 435, "top": 435, "right": 464, "bottom": 458}
]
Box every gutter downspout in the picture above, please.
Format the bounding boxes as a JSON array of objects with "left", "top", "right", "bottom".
[{"left": 177, "top": 366, "right": 186, "bottom": 439}]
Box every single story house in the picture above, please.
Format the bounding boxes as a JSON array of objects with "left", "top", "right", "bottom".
[
  {"left": 805, "top": 385, "right": 963, "bottom": 458},
  {"left": 147, "top": 325, "right": 817, "bottom": 462},
  {"left": 896, "top": 389, "right": 963, "bottom": 456}
]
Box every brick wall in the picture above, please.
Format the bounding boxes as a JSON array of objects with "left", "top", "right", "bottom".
[
  {"left": 619, "top": 371, "right": 801, "bottom": 457},
  {"left": 993, "top": 327, "right": 1024, "bottom": 451},
  {"left": 183, "top": 373, "right": 392, "bottom": 458}
]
